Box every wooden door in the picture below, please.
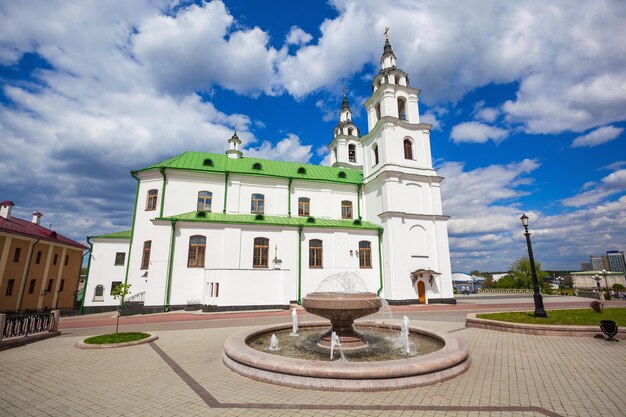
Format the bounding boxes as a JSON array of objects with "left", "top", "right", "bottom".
[{"left": 417, "top": 281, "right": 426, "bottom": 304}]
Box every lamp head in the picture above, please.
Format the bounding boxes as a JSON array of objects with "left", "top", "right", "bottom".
[{"left": 520, "top": 213, "right": 529, "bottom": 227}]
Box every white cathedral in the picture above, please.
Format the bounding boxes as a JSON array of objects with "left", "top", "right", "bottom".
[{"left": 82, "top": 37, "right": 455, "bottom": 314}]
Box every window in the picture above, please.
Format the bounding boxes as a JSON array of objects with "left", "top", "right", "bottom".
[
  {"left": 141, "top": 241, "right": 152, "bottom": 269},
  {"left": 404, "top": 139, "right": 413, "bottom": 160},
  {"left": 35, "top": 251, "right": 42, "bottom": 264},
  {"left": 252, "top": 162, "right": 262, "bottom": 170},
  {"left": 13, "top": 247, "right": 21, "bottom": 263},
  {"left": 5, "top": 279, "right": 15, "bottom": 296},
  {"left": 188, "top": 235, "right": 206, "bottom": 267},
  {"left": 348, "top": 127, "right": 355, "bottom": 136},
  {"left": 203, "top": 158, "right": 214, "bottom": 167},
  {"left": 114, "top": 252, "right": 126, "bottom": 266},
  {"left": 251, "top": 194, "right": 265, "bottom": 214},
  {"left": 398, "top": 97, "right": 407, "bottom": 120},
  {"left": 359, "top": 241, "right": 372, "bottom": 268},
  {"left": 59, "top": 279, "right": 65, "bottom": 292},
  {"left": 253, "top": 237, "right": 269, "bottom": 268},
  {"left": 338, "top": 171, "right": 347, "bottom": 179},
  {"left": 64, "top": 254, "right": 69, "bottom": 266},
  {"left": 53, "top": 253, "right": 58, "bottom": 265},
  {"left": 341, "top": 201, "right": 353, "bottom": 219},
  {"left": 375, "top": 102, "right": 381, "bottom": 121},
  {"left": 373, "top": 144, "right": 379, "bottom": 165},
  {"left": 46, "top": 279, "right": 54, "bottom": 293},
  {"left": 298, "top": 197, "right": 310, "bottom": 217},
  {"left": 110, "top": 281, "right": 122, "bottom": 295},
  {"left": 94, "top": 285, "right": 104, "bottom": 301},
  {"left": 297, "top": 167, "right": 307, "bottom": 175},
  {"left": 146, "top": 189, "right": 158, "bottom": 211},
  {"left": 197, "top": 191, "right": 212, "bottom": 212},
  {"left": 28, "top": 279, "right": 36, "bottom": 294},
  {"left": 309, "top": 239, "right": 323, "bottom": 268},
  {"left": 348, "top": 144, "right": 356, "bottom": 163}
]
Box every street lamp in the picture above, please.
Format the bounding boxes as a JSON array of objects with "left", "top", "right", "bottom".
[
  {"left": 593, "top": 275, "right": 602, "bottom": 295},
  {"left": 520, "top": 214, "right": 548, "bottom": 318},
  {"left": 601, "top": 269, "right": 610, "bottom": 300}
]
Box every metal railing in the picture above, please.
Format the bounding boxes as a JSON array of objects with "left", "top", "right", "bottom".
[
  {"left": 1, "top": 311, "right": 58, "bottom": 340},
  {"left": 125, "top": 291, "right": 145, "bottom": 303}
]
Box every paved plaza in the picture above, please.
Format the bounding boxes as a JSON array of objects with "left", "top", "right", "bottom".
[{"left": 1, "top": 295, "right": 625, "bottom": 417}]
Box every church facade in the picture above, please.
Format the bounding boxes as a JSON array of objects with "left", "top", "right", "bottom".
[{"left": 82, "top": 38, "right": 455, "bottom": 314}]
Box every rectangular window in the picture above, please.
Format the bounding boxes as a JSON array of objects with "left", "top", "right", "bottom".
[
  {"left": 341, "top": 201, "right": 353, "bottom": 219},
  {"left": 146, "top": 189, "right": 158, "bottom": 211},
  {"left": 253, "top": 237, "right": 269, "bottom": 268},
  {"left": 348, "top": 144, "right": 356, "bottom": 163},
  {"left": 110, "top": 281, "right": 122, "bottom": 295},
  {"left": 46, "top": 279, "right": 54, "bottom": 293},
  {"left": 59, "top": 279, "right": 65, "bottom": 292},
  {"left": 13, "top": 248, "right": 21, "bottom": 262},
  {"left": 309, "top": 239, "right": 323, "bottom": 268},
  {"left": 251, "top": 194, "right": 265, "bottom": 214},
  {"left": 298, "top": 197, "right": 310, "bottom": 217},
  {"left": 53, "top": 253, "right": 58, "bottom": 265},
  {"left": 5, "top": 279, "right": 15, "bottom": 296},
  {"left": 114, "top": 252, "right": 126, "bottom": 266},
  {"left": 197, "top": 191, "right": 212, "bottom": 212},
  {"left": 35, "top": 250, "right": 42, "bottom": 264},
  {"left": 359, "top": 241, "right": 372, "bottom": 268},
  {"left": 64, "top": 255, "right": 69, "bottom": 266},
  {"left": 141, "top": 241, "right": 152, "bottom": 269},
  {"left": 28, "top": 279, "right": 36, "bottom": 294},
  {"left": 187, "top": 236, "right": 206, "bottom": 268}
]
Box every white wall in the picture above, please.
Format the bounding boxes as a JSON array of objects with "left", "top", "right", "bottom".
[{"left": 83, "top": 238, "right": 130, "bottom": 307}]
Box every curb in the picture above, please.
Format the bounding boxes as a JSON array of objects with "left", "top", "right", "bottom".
[{"left": 75, "top": 333, "right": 158, "bottom": 349}]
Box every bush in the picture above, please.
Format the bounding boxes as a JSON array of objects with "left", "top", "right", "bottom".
[
  {"left": 590, "top": 300, "right": 604, "bottom": 313},
  {"left": 612, "top": 283, "right": 625, "bottom": 292}
]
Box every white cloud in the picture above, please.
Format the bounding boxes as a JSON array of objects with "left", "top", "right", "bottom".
[
  {"left": 450, "top": 121, "right": 509, "bottom": 144},
  {"left": 561, "top": 169, "right": 626, "bottom": 207},
  {"left": 421, "top": 111, "right": 440, "bottom": 130},
  {"left": 245, "top": 134, "right": 313, "bottom": 163},
  {"left": 572, "top": 125, "right": 624, "bottom": 148},
  {"left": 286, "top": 26, "right": 313, "bottom": 46},
  {"left": 473, "top": 101, "right": 500, "bottom": 123}
]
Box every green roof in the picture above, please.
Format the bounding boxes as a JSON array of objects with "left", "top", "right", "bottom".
[
  {"left": 93, "top": 230, "right": 132, "bottom": 239},
  {"left": 157, "top": 211, "right": 381, "bottom": 230},
  {"left": 138, "top": 152, "right": 363, "bottom": 185}
]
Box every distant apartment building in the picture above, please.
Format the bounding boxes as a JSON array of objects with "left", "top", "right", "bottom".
[
  {"left": 0, "top": 201, "right": 86, "bottom": 313},
  {"left": 590, "top": 256, "right": 607, "bottom": 270},
  {"left": 606, "top": 251, "right": 626, "bottom": 273},
  {"left": 580, "top": 262, "right": 593, "bottom": 271}
]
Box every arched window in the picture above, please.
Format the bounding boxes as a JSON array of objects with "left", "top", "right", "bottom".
[
  {"left": 373, "top": 144, "right": 379, "bottom": 166},
  {"left": 141, "top": 240, "right": 151, "bottom": 269},
  {"left": 298, "top": 197, "right": 310, "bottom": 217},
  {"left": 398, "top": 97, "right": 407, "bottom": 120},
  {"left": 341, "top": 200, "right": 353, "bottom": 219},
  {"left": 94, "top": 285, "right": 104, "bottom": 301},
  {"left": 252, "top": 162, "right": 262, "bottom": 170},
  {"left": 197, "top": 191, "right": 212, "bottom": 212},
  {"left": 187, "top": 235, "right": 206, "bottom": 267},
  {"left": 146, "top": 189, "right": 158, "bottom": 211},
  {"left": 253, "top": 237, "right": 269, "bottom": 268},
  {"left": 333, "top": 148, "right": 338, "bottom": 162},
  {"left": 348, "top": 144, "right": 356, "bottom": 163},
  {"left": 375, "top": 103, "right": 381, "bottom": 121},
  {"left": 359, "top": 241, "right": 372, "bottom": 268},
  {"left": 251, "top": 194, "right": 265, "bottom": 214},
  {"left": 348, "top": 127, "right": 354, "bottom": 136},
  {"left": 404, "top": 138, "right": 413, "bottom": 160},
  {"left": 309, "top": 239, "right": 323, "bottom": 268}
]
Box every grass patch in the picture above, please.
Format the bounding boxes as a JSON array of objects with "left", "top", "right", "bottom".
[
  {"left": 477, "top": 308, "right": 626, "bottom": 326},
  {"left": 84, "top": 332, "right": 151, "bottom": 344}
]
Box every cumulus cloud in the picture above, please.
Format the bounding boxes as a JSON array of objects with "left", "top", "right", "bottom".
[
  {"left": 450, "top": 121, "right": 509, "bottom": 144},
  {"left": 245, "top": 134, "right": 313, "bottom": 163},
  {"left": 286, "top": 26, "right": 313, "bottom": 46},
  {"left": 571, "top": 125, "right": 624, "bottom": 148},
  {"left": 473, "top": 101, "right": 500, "bottom": 123},
  {"left": 562, "top": 169, "right": 626, "bottom": 207}
]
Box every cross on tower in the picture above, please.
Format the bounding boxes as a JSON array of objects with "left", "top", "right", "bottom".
[{"left": 384, "top": 27, "right": 389, "bottom": 40}]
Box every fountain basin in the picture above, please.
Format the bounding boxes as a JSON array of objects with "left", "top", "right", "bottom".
[{"left": 223, "top": 321, "right": 470, "bottom": 391}]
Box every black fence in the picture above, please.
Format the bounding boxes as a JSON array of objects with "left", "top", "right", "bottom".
[{"left": 2, "top": 312, "right": 56, "bottom": 339}]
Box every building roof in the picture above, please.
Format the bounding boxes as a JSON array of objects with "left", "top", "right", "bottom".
[
  {"left": 157, "top": 211, "right": 382, "bottom": 231},
  {"left": 93, "top": 230, "right": 132, "bottom": 239},
  {"left": 0, "top": 214, "right": 87, "bottom": 250},
  {"left": 138, "top": 152, "right": 363, "bottom": 185}
]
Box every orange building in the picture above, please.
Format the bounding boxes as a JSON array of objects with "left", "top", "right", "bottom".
[{"left": 0, "top": 201, "right": 86, "bottom": 313}]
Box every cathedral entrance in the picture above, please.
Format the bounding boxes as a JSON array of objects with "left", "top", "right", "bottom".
[{"left": 417, "top": 281, "right": 426, "bottom": 304}]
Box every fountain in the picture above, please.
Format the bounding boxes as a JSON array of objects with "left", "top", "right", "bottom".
[
  {"left": 289, "top": 308, "right": 299, "bottom": 337},
  {"left": 223, "top": 272, "right": 470, "bottom": 391},
  {"left": 267, "top": 334, "right": 280, "bottom": 351}
]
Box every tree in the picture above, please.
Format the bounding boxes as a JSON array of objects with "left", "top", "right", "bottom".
[
  {"left": 612, "top": 283, "right": 625, "bottom": 292},
  {"left": 509, "top": 256, "right": 549, "bottom": 290},
  {"left": 111, "top": 282, "right": 132, "bottom": 334}
]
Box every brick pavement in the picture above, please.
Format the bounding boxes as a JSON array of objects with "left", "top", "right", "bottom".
[{"left": 2, "top": 313, "right": 625, "bottom": 417}]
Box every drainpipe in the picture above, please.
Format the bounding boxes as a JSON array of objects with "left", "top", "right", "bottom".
[
  {"left": 377, "top": 229, "right": 384, "bottom": 296},
  {"left": 79, "top": 236, "right": 93, "bottom": 315},
  {"left": 164, "top": 219, "right": 177, "bottom": 312},
  {"left": 287, "top": 178, "right": 293, "bottom": 217},
  {"left": 16, "top": 238, "right": 40, "bottom": 312},
  {"left": 357, "top": 184, "right": 362, "bottom": 220},
  {"left": 123, "top": 172, "right": 141, "bottom": 285},
  {"left": 159, "top": 168, "right": 167, "bottom": 217},
  {"left": 297, "top": 225, "right": 303, "bottom": 304},
  {"left": 223, "top": 172, "right": 229, "bottom": 214}
]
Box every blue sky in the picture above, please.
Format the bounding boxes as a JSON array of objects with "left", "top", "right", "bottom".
[{"left": 1, "top": 0, "right": 625, "bottom": 272}]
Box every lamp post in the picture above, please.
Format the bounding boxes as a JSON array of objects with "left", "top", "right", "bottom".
[
  {"left": 593, "top": 275, "right": 602, "bottom": 298},
  {"left": 601, "top": 269, "right": 610, "bottom": 300},
  {"left": 520, "top": 214, "right": 548, "bottom": 318}
]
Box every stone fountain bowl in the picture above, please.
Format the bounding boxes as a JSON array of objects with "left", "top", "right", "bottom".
[{"left": 302, "top": 292, "right": 382, "bottom": 322}]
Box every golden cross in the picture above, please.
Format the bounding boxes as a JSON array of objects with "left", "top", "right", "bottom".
[
  {"left": 343, "top": 86, "right": 347, "bottom": 97},
  {"left": 384, "top": 27, "right": 389, "bottom": 40}
]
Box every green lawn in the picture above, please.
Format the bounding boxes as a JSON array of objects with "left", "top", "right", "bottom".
[
  {"left": 84, "top": 332, "right": 151, "bottom": 344},
  {"left": 477, "top": 308, "right": 626, "bottom": 326}
]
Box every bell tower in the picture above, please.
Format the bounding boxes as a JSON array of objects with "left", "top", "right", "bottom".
[
  {"left": 360, "top": 30, "right": 454, "bottom": 305},
  {"left": 327, "top": 89, "right": 362, "bottom": 168}
]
